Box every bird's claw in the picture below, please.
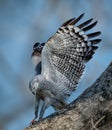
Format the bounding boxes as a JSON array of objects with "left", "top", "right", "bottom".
[{"left": 30, "top": 119, "right": 38, "bottom": 126}]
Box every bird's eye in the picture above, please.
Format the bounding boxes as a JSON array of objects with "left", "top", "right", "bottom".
[{"left": 33, "top": 42, "right": 40, "bottom": 50}]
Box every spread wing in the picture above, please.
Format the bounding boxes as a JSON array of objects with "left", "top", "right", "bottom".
[{"left": 41, "top": 13, "right": 101, "bottom": 97}]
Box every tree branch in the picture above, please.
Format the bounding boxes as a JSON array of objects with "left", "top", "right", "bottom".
[{"left": 25, "top": 62, "right": 112, "bottom": 130}]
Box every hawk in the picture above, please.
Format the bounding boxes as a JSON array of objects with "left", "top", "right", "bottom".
[{"left": 29, "top": 13, "right": 101, "bottom": 123}]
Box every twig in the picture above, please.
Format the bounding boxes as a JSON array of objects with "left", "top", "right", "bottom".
[{"left": 91, "top": 115, "right": 105, "bottom": 130}]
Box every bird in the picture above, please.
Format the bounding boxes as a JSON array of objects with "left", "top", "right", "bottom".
[{"left": 29, "top": 13, "right": 101, "bottom": 124}]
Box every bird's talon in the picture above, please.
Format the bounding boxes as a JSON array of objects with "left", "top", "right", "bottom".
[{"left": 30, "top": 119, "right": 38, "bottom": 126}]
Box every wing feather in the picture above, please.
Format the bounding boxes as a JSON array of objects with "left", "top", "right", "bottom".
[
  {"left": 82, "top": 21, "right": 97, "bottom": 31},
  {"left": 87, "top": 31, "right": 101, "bottom": 38},
  {"left": 78, "top": 18, "right": 93, "bottom": 28},
  {"left": 61, "top": 18, "right": 75, "bottom": 27},
  {"left": 69, "top": 13, "right": 85, "bottom": 25},
  {"left": 41, "top": 14, "right": 101, "bottom": 97}
]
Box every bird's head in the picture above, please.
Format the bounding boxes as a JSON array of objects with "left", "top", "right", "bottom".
[
  {"left": 31, "top": 42, "right": 45, "bottom": 67},
  {"left": 33, "top": 42, "right": 45, "bottom": 52}
]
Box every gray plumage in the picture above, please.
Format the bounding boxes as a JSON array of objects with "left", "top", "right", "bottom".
[{"left": 29, "top": 13, "right": 101, "bottom": 122}]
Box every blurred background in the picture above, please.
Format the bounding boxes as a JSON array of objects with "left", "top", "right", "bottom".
[{"left": 0, "top": 0, "right": 112, "bottom": 130}]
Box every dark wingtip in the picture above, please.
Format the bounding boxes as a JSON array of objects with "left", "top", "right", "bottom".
[
  {"left": 69, "top": 13, "right": 85, "bottom": 25},
  {"left": 83, "top": 21, "right": 98, "bottom": 31},
  {"left": 92, "top": 46, "right": 99, "bottom": 51},
  {"left": 76, "top": 13, "right": 85, "bottom": 22},
  {"left": 78, "top": 13, "right": 85, "bottom": 21},
  {"left": 61, "top": 13, "right": 85, "bottom": 27},
  {"left": 90, "top": 39, "right": 102, "bottom": 44},
  {"left": 90, "top": 18, "right": 93, "bottom": 21},
  {"left": 61, "top": 17, "right": 75, "bottom": 27},
  {"left": 80, "top": 13, "right": 85, "bottom": 17},
  {"left": 78, "top": 18, "right": 93, "bottom": 28},
  {"left": 98, "top": 39, "right": 102, "bottom": 42},
  {"left": 87, "top": 31, "right": 101, "bottom": 38}
]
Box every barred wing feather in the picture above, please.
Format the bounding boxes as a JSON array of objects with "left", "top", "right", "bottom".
[{"left": 41, "top": 13, "right": 101, "bottom": 97}]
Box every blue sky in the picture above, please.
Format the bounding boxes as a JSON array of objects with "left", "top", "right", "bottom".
[{"left": 0, "top": 0, "right": 112, "bottom": 130}]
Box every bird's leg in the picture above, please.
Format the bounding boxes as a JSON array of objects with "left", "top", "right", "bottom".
[
  {"left": 30, "top": 95, "right": 40, "bottom": 125},
  {"left": 34, "top": 95, "right": 40, "bottom": 119},
  {"left": 38, "top": 98, "right": 51, "bottom": 121}
]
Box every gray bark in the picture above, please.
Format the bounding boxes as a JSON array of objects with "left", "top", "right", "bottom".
[{"left": 25, "top": 62, "right": 112, "bottom": 130}]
